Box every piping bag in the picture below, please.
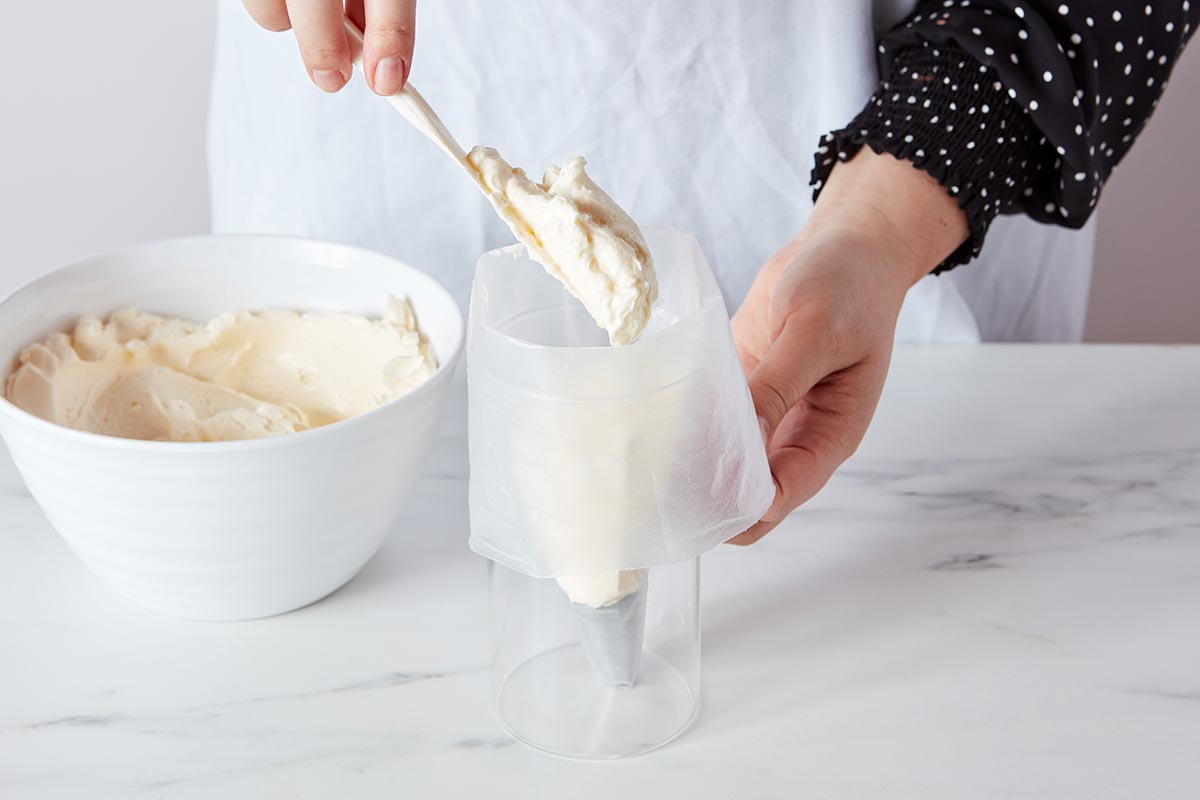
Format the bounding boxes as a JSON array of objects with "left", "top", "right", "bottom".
[
  {"left": 458, "top": 138, "right": 661, "bottom": 687},
  {"left": 560, "top": 570, "right": 649, "bottom": 686},
  {"left": 343, "top": 16, "right": 662, "bottom": 685},
  {"left": 343, "top": 14, "right": 770, "bottom": 688},
  {"left": 462, "top": 145, "right": 658, "bottom": 687},
  {"left": 467, "top": 229, "right": 775, "bottom": 687}
]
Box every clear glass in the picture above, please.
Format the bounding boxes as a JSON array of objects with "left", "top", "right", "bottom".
[{"left": 489, "top": 557, "right": 701, "bottom": 759}]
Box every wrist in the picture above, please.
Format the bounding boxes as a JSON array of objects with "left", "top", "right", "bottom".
[
  {"left": 807, "top": 148, "right": 969, "bottom": 287},
  {"left": 786, "top": 224, "right": 918, "bottom": 313}
]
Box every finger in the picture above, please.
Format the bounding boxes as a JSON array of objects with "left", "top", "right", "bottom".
[
  {"left": 763, "top": 359, "right": 887, "bottom": 522},
  {"left": 735, "top": 338, "right": 760, "bottom": 379},
  {"left": 287, "top": 0, "right": 353, "bottom": 92},
  {"left": 724, "top": 410, "right": 849, "bottom": 547},
  {"left": 363, "top": 0, "right": 417, "bottom": 95},
  {"left": 243, "top": 0, "right": 292, "bottom": 31},
  {"left": 726, "top": 517, "right": 780, "bottom": 547},
  {"left": 730, "top": 308, "right": 763, "bottom": 377},
  {"left": 745, "top": 313, "right": 838, "bottom": 441},
  {"left": 762, "top": 427, "right": 839, "bottom": 521},
  {"left": 730, "top": 356, "right": 889, "bottom": 545}
]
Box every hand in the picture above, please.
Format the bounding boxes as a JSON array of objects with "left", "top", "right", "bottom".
[
  {"left": 243, "top": 0, "right": 416, "bottom": 95},
  {"left": 729, "top": 149, "right": 968, "bottom": 544}
]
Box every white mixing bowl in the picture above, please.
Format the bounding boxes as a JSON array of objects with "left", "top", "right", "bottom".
[{"left": 0, "top": 236, "right": 463, "bottom": 620}]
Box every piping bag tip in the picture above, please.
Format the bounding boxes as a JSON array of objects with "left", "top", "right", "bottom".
[{"left": 569, "top": 577, "right": 649, "bottom": 687}]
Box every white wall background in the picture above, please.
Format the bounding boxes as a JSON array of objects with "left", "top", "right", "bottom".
[
  {"left": 1085, "top": 44, "right": 1200, "bottom": 343},
  {"left": 1, "top": 2, "right": 1197, "bottom": 342},
  {"left": 1, "top": 3, "right": 215, "bottom": 295}
]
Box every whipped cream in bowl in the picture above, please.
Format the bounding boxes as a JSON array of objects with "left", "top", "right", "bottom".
[
  {"left": 0, "top": 235, "right": 463, "bottom": 620},
  {"left": 6, "top": 298, "right": 438, "bottom": 442}
]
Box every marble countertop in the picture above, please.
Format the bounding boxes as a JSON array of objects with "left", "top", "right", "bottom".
[{"left": 2, "top": 345, "right": 1198, "bottom": 799}]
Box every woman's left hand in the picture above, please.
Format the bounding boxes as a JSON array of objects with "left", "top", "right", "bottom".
[{"left": 729, "top": 149, "right": 968, "bottom": 544}]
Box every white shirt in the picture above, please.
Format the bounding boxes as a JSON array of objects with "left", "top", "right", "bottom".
[{"left": 208, "top": 0, "right": 1095, "bottom": 344}]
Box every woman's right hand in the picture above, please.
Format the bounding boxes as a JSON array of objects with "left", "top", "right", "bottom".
[{"left": 243, "top": 0, "right": 416, "bottom": 95}]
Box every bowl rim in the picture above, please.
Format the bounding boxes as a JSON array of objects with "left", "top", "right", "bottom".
[{"left": 0, "top": 233, "right": 465, "bottom": 452}]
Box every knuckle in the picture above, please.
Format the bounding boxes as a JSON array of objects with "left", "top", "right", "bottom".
[
  {"left": 755, "top": 379, "right": 791, "bottom": 424},
  {"left": 841, "top": 423, "right": 871, "bottom": 462},
  {"left": 255, "top": 17, "right": 292, "bottom": 32},
  {"left": 839, "top": 436, "right": 862, "bottom": 464},
  {"left": 369, "top": 20, "right": 416, "bottom": 41},
  {"left": 795, "top": 302, "right": 837, "bottom": 331},
  {"left": 299, "top": 42, "right": 349, "bottom": 66},
  {"left": 243, "top": 0, "right": 291, "bottom": 31},
  {"left": 785, "top": 303, "right": 845, "bottom": 351},
  {"left": 806, "top": 309, "right": 848, "bottom": 353},
  {"left": 258, "top": 14, "right": 292, "bottom": 32}
]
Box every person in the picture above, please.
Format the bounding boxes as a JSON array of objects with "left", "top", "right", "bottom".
[{"left": 217, "top": 0, "right": 1197, "bottom": 542}]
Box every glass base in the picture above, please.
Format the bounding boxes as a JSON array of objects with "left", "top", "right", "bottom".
[{"left": 495, "top": 643, "right": 698, "bottom": 759}]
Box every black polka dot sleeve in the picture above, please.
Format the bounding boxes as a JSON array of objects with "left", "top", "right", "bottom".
[{"left": 812, "top": 0, "right": 1200, "bottom": 272}]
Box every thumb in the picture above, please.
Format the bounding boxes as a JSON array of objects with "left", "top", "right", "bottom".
[{"left": 745, "top": 315, "right": 836, "bottom": 442}]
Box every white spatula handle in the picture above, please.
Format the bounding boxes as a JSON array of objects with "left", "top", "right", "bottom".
[{"left": 342, "top": 18, "right": 474, "bottom": 176}]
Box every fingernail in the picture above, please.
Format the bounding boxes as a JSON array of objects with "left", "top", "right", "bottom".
[
  {"left": 758, "top": 416, "right": 771, "bottom": 447},
  {"left": 312, "top": 68, "right": 349, "bottom": 92},
  {"left": 373, "top": 57, "right": 406, "bottom": 95}
]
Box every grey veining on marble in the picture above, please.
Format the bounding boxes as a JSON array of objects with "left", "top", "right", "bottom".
[{"left": 1, "top": 346, "right": 1198, "bottom": 799}]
